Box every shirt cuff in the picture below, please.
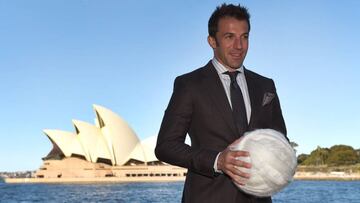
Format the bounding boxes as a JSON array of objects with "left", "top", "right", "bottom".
[{"left": 213, "top": 152, "right": 223, "bottom": 174}]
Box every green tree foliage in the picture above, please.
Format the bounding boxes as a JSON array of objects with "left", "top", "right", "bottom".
[
  {"left": 290, "top": 141, "right": 298, "bottom": 153},
  {"left": 290, "top": 142, "right": 298, "bottom": 148},
  {"left": 297, "top": 153, "right": 309, "bottom": 164},
  {"left": 299, "top": 145, "right": 360, "bottom": 166},
  {"left": 326, "top": 145, "right": 359, "bottom": 166},
  {"left": 302, "top": 146, "right": 330, "bottom": 166}
]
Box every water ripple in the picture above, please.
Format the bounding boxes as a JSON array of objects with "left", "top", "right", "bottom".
[{"left": 1, "top": 181, "right": 360, "bottom": 203}]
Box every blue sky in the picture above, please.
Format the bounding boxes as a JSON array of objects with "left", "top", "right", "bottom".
[{"left": 1, "top": 0, "right": 359, "bottom": 171}]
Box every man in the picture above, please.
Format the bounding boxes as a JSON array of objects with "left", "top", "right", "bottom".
[{"left": 155, "top": 3, "right": 287, "bottom": 203}]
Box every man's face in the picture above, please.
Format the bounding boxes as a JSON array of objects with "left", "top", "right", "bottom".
[{"left": 208, "top": 17, "right": 249, "bottom": 71}]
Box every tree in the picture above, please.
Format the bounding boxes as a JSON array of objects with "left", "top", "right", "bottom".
[
  {"left": 290, "top": 141, "right": 298, "bottom": 152},
  {"left": 302, "top": 146, "right": 330, "bottom": 166},
  {"left": 290, "top": 141, "right": 298, "bottom": 148},
  {"left": 298, "top": 145, "right": 360, "bottom": 166},
  {"left": 297, "top": 153, "right": 309, "bottom": 164},
  {"left": 326, "top": 145, "right": 359, "bottom": 166}
]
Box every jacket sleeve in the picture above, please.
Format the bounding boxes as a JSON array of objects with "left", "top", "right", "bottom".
[
  {"left": 155, "top": 76, "right": 218, "bottom": 177},
  {"left": 270, "top": 79, "right": 288, "bottom": 139}
]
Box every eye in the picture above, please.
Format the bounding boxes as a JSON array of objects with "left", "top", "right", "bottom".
[
  {"left": 224, "top": 34, "right": 234, "bottom": 39},
  {"left": 242, "top": 34, "right": 249, "bottom": 39}
]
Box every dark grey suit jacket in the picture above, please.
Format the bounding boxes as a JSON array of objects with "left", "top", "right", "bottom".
[{"left": 155, "top": 61, "right": 287, "bottom": 203}]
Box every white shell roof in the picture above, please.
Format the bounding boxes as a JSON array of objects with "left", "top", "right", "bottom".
[
  {"left": 141, "top": 136, "right": 158, "bottom": 162},
  {"left": 44, "top": 129, "right": 85, "bottom": 158},
  {"left": 72, "top": 119, "right": 112, "bottom": 163},
  {"left": 44, "top": 104, "right": 157, "bottom": 166},
  {"left": 93, "top": 104, "right": 142, "bottom": 165}
]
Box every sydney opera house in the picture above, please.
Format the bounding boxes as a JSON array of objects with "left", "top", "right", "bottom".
[{"left": 28, "top": 105, "right": 186, "bottom": 182}]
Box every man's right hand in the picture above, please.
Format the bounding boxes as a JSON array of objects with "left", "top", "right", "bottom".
[{"left": 217, "top": 144, "right": 251, "bottom": 186}]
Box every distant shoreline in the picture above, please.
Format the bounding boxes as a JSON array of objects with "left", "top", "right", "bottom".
[
  {"left": 4, "top": 172, "right": 360, "bottom": 184},
  {"left": 294, "top": 172, "right": 360, "bottom": 181},
  {"left": 4, "top": 176, "right": 186, "bottom": 184}
]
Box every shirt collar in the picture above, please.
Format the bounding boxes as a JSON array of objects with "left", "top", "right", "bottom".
[{"left": 211, "top": 57, "right": 244, "bottom": 75}]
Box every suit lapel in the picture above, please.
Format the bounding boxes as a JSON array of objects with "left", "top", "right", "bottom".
[
  {"left": 202, "top": 62, "right": 238, "bottom": 136},
  {"left": 244, "top": 68, "right": 262, "bottom": 128}
]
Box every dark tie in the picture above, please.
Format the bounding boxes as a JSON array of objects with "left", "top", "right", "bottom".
[{"left": 225, "top": 71, "right": 248, "bottom": 136}]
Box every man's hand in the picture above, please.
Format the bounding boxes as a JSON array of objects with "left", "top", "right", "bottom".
[{"left": 217, "top": 142, "right": 251, "bottom": 186}]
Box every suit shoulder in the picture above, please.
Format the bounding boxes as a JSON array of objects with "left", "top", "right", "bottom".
[
  {"left": 175, "top": 64, "right": 208, "bottom": 84},
  {"left": 245, "top": 68, "right": 274, "bottom": 84}
]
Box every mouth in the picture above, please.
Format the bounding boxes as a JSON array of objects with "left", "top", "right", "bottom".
[{"left": 230, "top": 52, "right": 243, "bottom": 59}]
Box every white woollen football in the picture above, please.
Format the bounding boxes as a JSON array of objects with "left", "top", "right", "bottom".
[{"left": 229, "top": 129, "right": 297, "bottom": 197}]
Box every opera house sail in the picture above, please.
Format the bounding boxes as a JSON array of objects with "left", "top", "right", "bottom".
[{"left": 6, "top": 105, "right": 186, "bottom": 183}]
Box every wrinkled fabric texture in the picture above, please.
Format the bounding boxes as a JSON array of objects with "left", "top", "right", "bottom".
[{"left": 231, "top": 129, "right": 297, "bottom": 197}]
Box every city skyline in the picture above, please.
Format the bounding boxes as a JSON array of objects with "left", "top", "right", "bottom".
[{"left": 1, "top": 0, "right": 359, "bottom": 171}]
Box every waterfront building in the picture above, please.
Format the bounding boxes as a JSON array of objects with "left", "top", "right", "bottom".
[{"left": 29, "top": 105, "right": 186, "bottom": 182}]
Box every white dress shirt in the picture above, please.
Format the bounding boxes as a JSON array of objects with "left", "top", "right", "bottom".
[{"left": 211, "top": 58, "right": 252, "bottom": 173}]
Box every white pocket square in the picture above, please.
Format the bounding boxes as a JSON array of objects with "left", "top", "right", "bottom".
[{"left": 262, "top": 92, "right": 275, "bottom": 106}]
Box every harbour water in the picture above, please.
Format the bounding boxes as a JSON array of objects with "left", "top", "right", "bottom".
[{"left": 1, "top": 180, "right": 360, "bottom": 203}]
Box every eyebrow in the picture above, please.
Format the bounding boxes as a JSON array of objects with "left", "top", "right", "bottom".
[{"left": 223, "top": 32, "right": 249, "bottom": 36}]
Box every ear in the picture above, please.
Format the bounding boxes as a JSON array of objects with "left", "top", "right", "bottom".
[{"left": 207, "top": 35, "right": 217, "bottom": 49}]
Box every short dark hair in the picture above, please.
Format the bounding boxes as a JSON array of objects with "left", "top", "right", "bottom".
[{"left": 208, "top": 3, "right": 251, "bottom": 38}]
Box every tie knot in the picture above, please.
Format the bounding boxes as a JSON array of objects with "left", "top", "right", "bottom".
[{"left": 225, "top": 71, "right": 239, "bottom": 82}]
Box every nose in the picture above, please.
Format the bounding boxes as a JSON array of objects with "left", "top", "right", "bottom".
[{"left": 233, "top": 38, "right": 243, "bottom": 50}]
